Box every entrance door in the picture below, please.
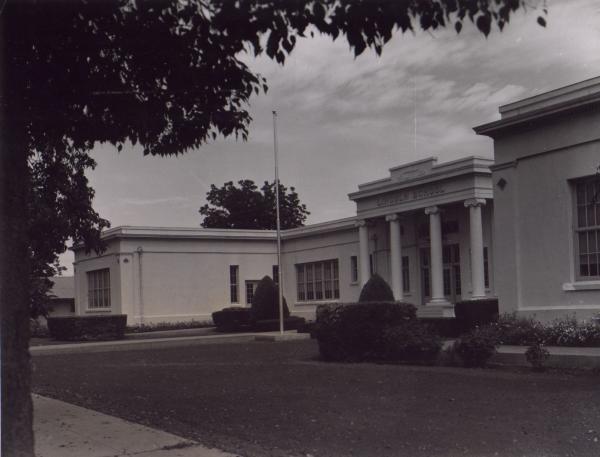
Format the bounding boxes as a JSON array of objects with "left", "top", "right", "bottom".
[
  {"left": 420, "top": 243, "right": 462, "bottom": 303},
  {"left": 245, "top": 280, "right": 259, "bottom": 306}
]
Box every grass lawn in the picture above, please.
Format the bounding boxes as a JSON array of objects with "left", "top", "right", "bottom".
[{"left": 32, "top": 339, "right": 600, "bottom": 457}]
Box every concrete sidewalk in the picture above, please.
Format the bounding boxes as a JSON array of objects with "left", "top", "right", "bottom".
[{"left": 34, "top": 394, "right": 238, "bottom": 457}]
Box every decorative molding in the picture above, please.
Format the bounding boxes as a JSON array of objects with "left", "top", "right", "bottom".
[
  {"left": 464, "top": 198, "right": 487, "bottom": 208},
  {"left": 424, "top": 206, "right": 440, "bottom": 216}
]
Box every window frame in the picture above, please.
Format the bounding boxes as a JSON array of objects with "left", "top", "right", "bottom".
[
  {"left": 296, "top": 259, "right": 340, "bottom": 302},
  {"left": 573, "top": 177, "right": 600, "bottom": 281},
  {"left": 87, "top": 268, "right": 111, "bottom": 310},
  {"left": 230, "top": 265, "right": 239, "bottom": 304}
]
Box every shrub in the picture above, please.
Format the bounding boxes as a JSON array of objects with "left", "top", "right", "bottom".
[
  {"left": 251, "top": 275, "right": 290, "bottom": 320},
  {"left": 212, "top": 307, "right": 255, "bottom": 332},
  {"left": 525, "top": 342, "right": 550, "bottom": 371},
  {"left": 454, "top": 299, "right": 499, "bottom": 333},
  {"left": 453, "top": 326, "right": 499, "bottom": 368},
  {"left": 492, "top": 313, "right": 545, "bottom": 345},
  {"left": 127, "top": 320, "right": 212, "bottom": 333},
  {"left": 544, "top": 316, "right": 600, "bottom": 347},
  {"left": 378, "top": 322, "right": 443, "bottom": 364},
  {"left": 47, "top": 315, "right": 127, "bottom": 341},
  {"left": 315, "top": 301, "right": 417, "bottom": 362},
  {"left": 252, "top": 316, "right": 306, "bottom": 332},
  {"left": 358, "top": 274, "right": 395, "bottom": 302}
]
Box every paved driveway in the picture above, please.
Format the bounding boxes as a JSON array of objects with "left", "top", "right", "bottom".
[{"left": 32, "top": 339, "right": 600, "bottom": 457}]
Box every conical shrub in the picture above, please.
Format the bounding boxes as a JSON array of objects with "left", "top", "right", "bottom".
[
  {"left": 251, "top": 275, "right": 290, "bottom": 320},
  {"left": 358, "top": 273, "right": 395, "bottom": 303}
]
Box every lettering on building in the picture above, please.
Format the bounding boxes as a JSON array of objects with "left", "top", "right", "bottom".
[{"left": 376, "top": 186, "right": 446, "bottom": 207}]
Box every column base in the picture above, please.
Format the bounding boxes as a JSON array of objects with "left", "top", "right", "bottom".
[
  {"left": 466, "top": 294, "right": 487, "bottom": 300},
  {"left": 418, "top": 301, "right": 455, "bottom": 318}
]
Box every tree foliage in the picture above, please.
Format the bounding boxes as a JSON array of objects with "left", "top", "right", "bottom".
[
  {"left": 200, "top": 179, "right": 309, "bottom": 229},
  {"left": 1, "top": 1, "right": 546, "bottom": 456},
  {"left": 28, "top": 149, "right": 110, "bottom": 317}
]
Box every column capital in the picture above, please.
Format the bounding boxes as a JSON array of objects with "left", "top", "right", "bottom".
[
  {"left": 385, "top": 213, "right": 401, "bottom": 222},
  {"left": 464, "top": 198, "right": 487, "bottom": 208},
  {"left": 355, "top": 219, "right": 369, "bottom": 228},
  {"left": 424, "top": 206, "right": 440, "bottom": 216}
]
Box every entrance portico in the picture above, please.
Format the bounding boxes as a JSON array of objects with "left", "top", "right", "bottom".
[{"left": 349, "top": 157, "right": 494, "bottom": 318}]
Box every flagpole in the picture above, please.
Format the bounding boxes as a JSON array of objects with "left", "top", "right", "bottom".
[{"left": 273, "top": 110, "right": 284, "bottom": 335}]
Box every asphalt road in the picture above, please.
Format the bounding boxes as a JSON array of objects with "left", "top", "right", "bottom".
[{"left": 32, "top": 339, "right": 600, "bottom": 457}]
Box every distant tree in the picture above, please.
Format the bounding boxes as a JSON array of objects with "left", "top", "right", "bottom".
[
  {"left": 0, "top": 1, "right": 545, "bottom": 455},
  {"left": 200, "top": 180, "right": 309, "bottom": 229}
]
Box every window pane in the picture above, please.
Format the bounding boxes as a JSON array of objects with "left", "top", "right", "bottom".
[
  {"left": 577, "top": 183, "right": 586, "bottom": 205},
  {"left": 587, "top": 205, "right": 595, "bottom": 228},
  {"left": 579, "top": 232, "right": 589, "bottom": 254},
  {"left": 580, "top": 255, "right": 590, "bottom": 276}
]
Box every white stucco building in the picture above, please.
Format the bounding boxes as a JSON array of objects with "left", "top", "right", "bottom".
[
  {"left": 475, "top": 76, "right": 600, "bottom": 321},
  {"left": 71, "top": 77, "right": 600, "bottom": 325},
  {"left": 73, "top": 156, "right": 495, "bottom": 324}
]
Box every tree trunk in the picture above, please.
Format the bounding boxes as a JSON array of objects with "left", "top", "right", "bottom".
[{"left": 1, "top": 3, "right": 35, "bottom": 456}]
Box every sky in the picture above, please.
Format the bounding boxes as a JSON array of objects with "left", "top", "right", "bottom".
[{"left": 59, "top": 0, "right": 600, "bottom": 274}]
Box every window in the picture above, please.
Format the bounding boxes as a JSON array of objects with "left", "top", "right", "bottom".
[
  {"left": 575, "top": 179, "right": 600, "bottom": 278},
  {"left": 296, "top": 260, "right": 340, "bottom": 301},
  {"left": 350, "top": 256, "right": 358, "bottom": 283},
  {"left": 402, "top": 256, "right": 410, "bottom": 293},
  {"left": 245, "top": 280, "right": 259, "bottom": 305},
  {"left": 369, "top": 254, "right": 374, "bottom": 276},
  {"left": 272, "top": 265, "right": 279, "bottom": 284},
  {"left": 230, "top": 265, "right": 239, "bottom": 303},
  {"left": 87, "top": 268, "right": 110, "bottom": 309}
]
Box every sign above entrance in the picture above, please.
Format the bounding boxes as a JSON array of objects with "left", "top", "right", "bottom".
[{"left": 376, "top": 185, "right": 446, "bottom": 208}]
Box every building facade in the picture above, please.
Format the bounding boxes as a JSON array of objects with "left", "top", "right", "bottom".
[
  {"left": 72, "top": 156, "right": 495, "bottom": 324},
  {"left": 70, "top": 77, "right": 600, "bottom": 325},
  {"left": 475, "top": 76, "right": 600, "bottom": 321}
]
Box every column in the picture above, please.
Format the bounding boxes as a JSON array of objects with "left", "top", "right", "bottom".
[
  {"left": 356, "top": 220, "right": 370, "bottom": 287},
  {"left": 425, "top": 206, "right": 446, "bottom": 304},
  {"left": 465, "top": 198, "right": 487, "bottom": 299},
  {"left": 386, "top": 214, "right": 402, "bottom": 301}
]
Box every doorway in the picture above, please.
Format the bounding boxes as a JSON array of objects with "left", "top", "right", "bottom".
[{"left": 420, "top": 243, "right": 462, "bottom": 303}]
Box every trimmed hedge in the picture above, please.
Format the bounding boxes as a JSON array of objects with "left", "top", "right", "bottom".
[
  {"left": 358, "top": 274, "right": 395, "bottom": 302},
  {"left": 212, "top": 307, "right": 255, "bottom": 332},
  {"left": 253, "top": 316, "right": 306, "bottom": 332},
  {"left": 454, "top": 298, "right": 499, "bottom": 333},
  {"left": 315, "top": 301, "right": 418, "bottom": 361},
  {"left": 47, "top": 314, "right": 127, "bottom": 341},
  {"left": 251, "top": 275, "right": 290, "bottom": 320},
  {"left": 452, "top": 326, "right": 498, "bottom": 368},
  {"left": 379, "top": 322, "right": 442, "bottom": 364}
]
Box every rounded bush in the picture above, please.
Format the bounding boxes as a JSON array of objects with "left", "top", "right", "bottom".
[
  {"left": 315, "top": 301, "right": 417, "bottom": 362},
  {"left": 453, "top": 327, "right": 499, "bottom": 368},
  {"left": 358, "top": 273, "right": 395, "bottom": 302},
  {"left": 251, "top": 275, "right": 290, "bottom": 320},
  {"left": 379, "top": 322, "right": 442, "bottom": 364}
]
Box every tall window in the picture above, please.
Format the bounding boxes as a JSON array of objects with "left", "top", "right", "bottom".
[
  {"left": 272, "top": 265, "right": 279, "bottom": 284},
  {"left": 402, "top": 256, "right": 410, "bottom": 293},
  {"left": 87, "top": 268, "right": 110, "bottom": 309},
  {"left": 576, "top": 179, "right": 600, "bottom": 278},
  {"left": 296, "top": 260, "right": 339, "bottom": 301},
  {"left": 350, "top": 256, "right": 358, "bottom": 283},
  {"left": 230, "top": 265, "right": 239, "bottom": 303}
]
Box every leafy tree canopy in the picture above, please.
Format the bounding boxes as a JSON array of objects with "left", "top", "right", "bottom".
[
  {"left": 6, "top": 0, "right": 545, "bottom": 160},
  {"left": 200, "top": 179, "right": 309, "bottom": 229},
  {"left": 28, "top": 149, "right": 109, "bottom": 317}
]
